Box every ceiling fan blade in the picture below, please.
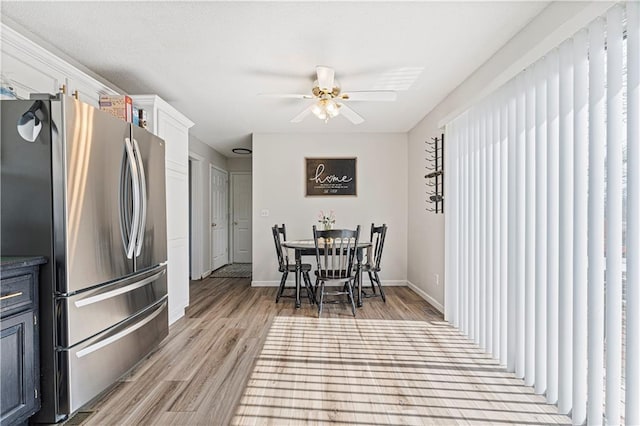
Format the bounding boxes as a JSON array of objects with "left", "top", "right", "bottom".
[
  {"left": 290, "top": 104, "right": 314, "bottom": 123},
  {"left": 316, "top": 66, "right": 335, "bottom": 91},
  {"left": 338, "top": 103, "right": 364, "bottom": 125},
  {"left": 340, "top": 91, "right": 397, "bottom": 102},
  {"left": 259, "top": 93, "right": 313, "bottom": 99}
]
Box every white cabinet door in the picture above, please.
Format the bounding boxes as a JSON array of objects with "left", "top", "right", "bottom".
[
  {"left": 165, "top": 168, "right": 189, "bottom": 323},
  {"left": 167, "top": 239, "right": 189, "bottom": 324},
  {"left": 232, "top": 173, "right": 252, "bottom": 263}
]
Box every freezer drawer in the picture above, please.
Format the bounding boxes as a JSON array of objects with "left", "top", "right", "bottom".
[
  {"left": 58, "top": 298, "right": 168, "bottom": 416},
  {"left": 58, "top": 266, "right": 166, "bottom": 347}
]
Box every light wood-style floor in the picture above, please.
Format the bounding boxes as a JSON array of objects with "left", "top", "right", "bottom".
[{"left": 74, "top": 277, "right": 570, "bottom": 425}]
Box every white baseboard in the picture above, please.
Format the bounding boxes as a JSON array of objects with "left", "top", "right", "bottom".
[
  {"left": 406, "top": 280, "right": 444, "bottom": 313},
  {"left": 252, "top": 279, "right": 408, "bottom": 288},
  {"left": 201, "top": 269, "right": 212, "bottom": 279}
]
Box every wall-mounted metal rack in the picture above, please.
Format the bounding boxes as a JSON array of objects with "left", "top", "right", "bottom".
[{"left": 425, "top": 133, "right": 444, "bottom": 213}]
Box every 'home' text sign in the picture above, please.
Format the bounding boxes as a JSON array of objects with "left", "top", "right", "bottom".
[{"left": 306, "top": 157, "right": 357, "bottom": 196}]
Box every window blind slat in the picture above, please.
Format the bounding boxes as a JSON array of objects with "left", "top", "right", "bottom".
[
  {"left": 572, "top": 28, "right": 589, "bottom": 426},
  {"left": 525, "top": 67, "right": 536, "bottom": 387},
  {"left": 492, "top": 100, "right": 501, "bottom": 359},
  {"left": 472, "top": 110, "right": 479, "bottom": 342},
  {"left": 586, "top": 17, "right": 606, "bottom": 425},
  {"left": 626, "top": 2, "right": 640, "bottom": 423},
  {"left": 546, "top": 48, "right": 560, "bottom": 405},
  {"left": 444, "top": 120, "right": 457, "bottom": 326},
  {"left": 507, "top": 86, "right": 517, "bottom": 372},
  {"left": 480, "top": 109, "right": 487, "bottom": 350},
  {"left": 467, "top": 110, "right": 473, "bottom": 338},
  {"left": 500, "top": 96, "right": 509, "bottom": 366},
  {"left": 462, "top": 113, "right": 470, "bottom": 334},
  {"left": 485, "top": 105, "right": 493, "bottom": 353},
  {"left": 558, "top": 38, "right": 574, "bottom": 415},
  {"left": 516, "top": 74, "right": 527, "bottom": 379},
  {"left": 605, "top": 6, "right": 624, "bottom": 424},
  {"left": 534, "top": 60, "right": 548, "bottom": 395},
  {"left": 475, "top": 110, "right": 481, "bottom": 344}
]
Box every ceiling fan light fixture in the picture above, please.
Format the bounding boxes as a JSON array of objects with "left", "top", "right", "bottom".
[
  {"left": 311, "top": 102, "right": 326, "bottom": 119},
  {"left": 311, "top": 99, "right": 340, "bottom": 122},
  {"left": 325, "top": 100, "right": 339, "bottom": 118}
]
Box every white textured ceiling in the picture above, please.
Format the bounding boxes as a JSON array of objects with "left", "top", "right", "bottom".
[{"left": 1, "top": 1, "right": 548, "bottom": 157}]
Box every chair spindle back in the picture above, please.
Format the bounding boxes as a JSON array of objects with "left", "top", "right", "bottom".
[
  {"left": 271, "top": 224, "right": 289, "bottom": 272},
  {"left": 370, "top": 223, "right": 388, "bottom": 270},
  {"left": 313, "top": 225, "right": 360, "bottom": 279}
]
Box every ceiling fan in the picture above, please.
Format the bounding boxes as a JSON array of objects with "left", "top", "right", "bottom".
[{"left": 261, "top": 66, "right": 397, "bottom": 124}]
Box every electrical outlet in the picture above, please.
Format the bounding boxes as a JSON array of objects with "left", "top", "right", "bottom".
[
  {"left": 260, "top": 209, "right": 269, "bottom": 217},
  {"left": 434, "top": 273, "right": 440, "bottom": 286}
]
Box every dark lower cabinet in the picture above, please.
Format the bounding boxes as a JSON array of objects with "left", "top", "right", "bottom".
[
  {"left": 1, "top": 311, "right": 36, "bottom": 424},
  {"left": 0, "top": 257, "right": 45, "bottom": 426}
]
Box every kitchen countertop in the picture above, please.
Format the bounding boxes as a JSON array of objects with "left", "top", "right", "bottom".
[{"left": 0, "top": 256, "right": 47, "bottom": 271}]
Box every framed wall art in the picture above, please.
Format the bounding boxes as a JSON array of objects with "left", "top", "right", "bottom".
[{"left": 305, "top": 157, "right": 357, "bottom": 196}]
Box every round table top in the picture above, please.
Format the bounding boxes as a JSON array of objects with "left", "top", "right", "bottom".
[{"left": 282, "top": 239, "right": 371, "bottom": 250}]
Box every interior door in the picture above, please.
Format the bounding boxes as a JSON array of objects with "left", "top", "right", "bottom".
[
  {"left": 232, "top": 173, "right": 252, "bottom": 263},
  {"left": 210, "top": 167, "right": 228, "bottom": 271}
]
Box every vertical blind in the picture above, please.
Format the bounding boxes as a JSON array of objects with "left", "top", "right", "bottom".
[{"left": 444, "top": 3, "right": 639, "bottom": 424}]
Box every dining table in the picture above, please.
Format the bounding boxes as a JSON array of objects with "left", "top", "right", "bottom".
[{"left": 281, "top": 239, "right": 372, "bottom": 309}]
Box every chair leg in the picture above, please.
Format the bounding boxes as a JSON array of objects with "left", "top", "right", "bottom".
[
  {"left": 346, "top": 281, "right": 356, "bottom": 317},
  {"left": 367, "top": 271, "right": 377, "bottom": 294},
  {"left": 318, "top": 281, "right": 325, "bottom": 317},
  {"left": 374, "top": 271, "right": 386, "bottom": 303},
  {"left": 303, "top": 272, "right": 315, "bottom": 305},
  {"left": 276, "top": 271, "right": 288, "bottom": 303}
]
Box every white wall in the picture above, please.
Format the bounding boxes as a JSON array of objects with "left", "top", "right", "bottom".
[
  {"left": 188, "top": 135, "right": 228, "bottom": 278},
  {"left": 228, "top": 157, "right": 252, "bottom": 172},
  {"left": 406, "top": 1, "right": 615, "bottom": 311},
  {"left": 252, "top": 133, "right": 408, "bottom": 285}
]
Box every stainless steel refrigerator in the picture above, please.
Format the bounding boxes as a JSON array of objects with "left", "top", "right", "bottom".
[{"left": 1, "top": 95, "right": 169, "bottom": 423}]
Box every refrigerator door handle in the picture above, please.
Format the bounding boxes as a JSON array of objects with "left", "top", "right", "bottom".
[
  {"left": 74, "top": 299, "right": 166, "bottom": 359},
  {"left": 132, "top": 138, "right": 147, "bottom": 257},
  {"left": 124, "top": 137, "right": 141, "bottom": 259},
  {"left": 73, "top": 268, "right": 166, "bottom": 308}
]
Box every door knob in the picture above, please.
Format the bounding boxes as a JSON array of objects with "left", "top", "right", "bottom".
[
  {"left": 234, "top": 221, "right": 238, "bottom": 225},
  {"left": 211, "top": 223, "right": 216, "bottom": 227}
]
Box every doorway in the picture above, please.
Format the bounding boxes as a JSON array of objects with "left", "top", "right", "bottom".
[
  {"left": 210, "top": 165, "right": 229, "bottom": 271},
  {"left": 231, "top": 172, "right": 252, "bottom": 263}
]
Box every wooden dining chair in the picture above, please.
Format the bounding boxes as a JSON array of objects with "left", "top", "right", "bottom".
[
  {"left": 360, "top": 223, "right": 388, "bottom": 302},
  {"left": 312, "top": 225, "right": 360, "bottom": 317},
  {"left": 271, "top": 224, "right": 315, "bottom": 304}
]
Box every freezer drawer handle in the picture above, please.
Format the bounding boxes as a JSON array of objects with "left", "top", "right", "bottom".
[
  {"left": 74, "top": 269, "right": 166, "bottom": 308},
  {"left": 132, "top": 138, "right": 147, "bottom": 257},
  {"left": 124, "top": 137, "right": 141, "bottom": 259},
  {"left": 75, "top": 301, "right": 166, "bottom": 359}
]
